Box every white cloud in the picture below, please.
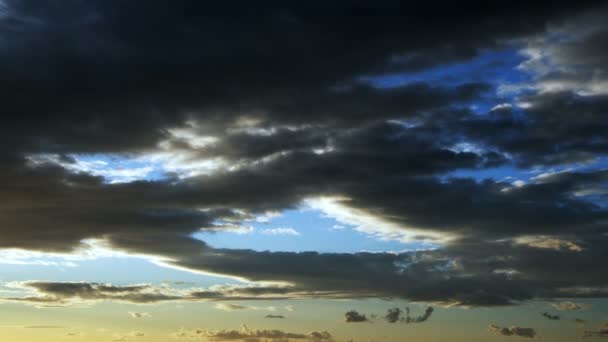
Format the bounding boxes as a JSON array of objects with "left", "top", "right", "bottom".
[
  {"left": 305, "top": 197, "right": 449, "bottom": 244},
  {"left": 259, "top": 227, "right": 300, "bottom": 236}
]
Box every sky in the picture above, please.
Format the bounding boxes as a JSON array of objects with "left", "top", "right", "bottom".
[{"left": 1, "top": 0, "right": 608, "bottom": 341}]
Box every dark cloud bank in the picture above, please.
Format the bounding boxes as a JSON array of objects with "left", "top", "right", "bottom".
[{"left": 0, "top": 0, "right": 608, "bottom": 308}]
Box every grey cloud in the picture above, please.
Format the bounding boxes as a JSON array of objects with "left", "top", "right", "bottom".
[
  {"left": 489, "top": 324, "right": 537, "bottom": 338},
  {"left": 404, "top": 307, "right": 434, "bottom": 324},
  {"left": 541, "top": 312, "right": 560, "bottom": 320},
  {"left": 385, "top": 308, "right": 403, "bottom": 323},
  {"left": 382, "top": 307, "right": 434, "bottom": 324},
  {"left": 265, "top": 315, "right": 285, "bottom": 319},
  {"left": 344, "top": 310, "right": 369, "bottom": 323},
  {"left": 0, "top": 0, "right": 607, "bottom": 311},
  {"left": 174, "top": 325, "right": 333, "bottom": 342}
]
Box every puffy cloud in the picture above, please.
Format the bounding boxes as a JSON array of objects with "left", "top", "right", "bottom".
[
  {"left": 551, "top": 301, "right": 587, "bottom": 311},
  {"left": 344, "top": 310, "right": 369, "bottom": 323},
  {"left": 385, "top": 308, "right": 403, "bottom": 323}
]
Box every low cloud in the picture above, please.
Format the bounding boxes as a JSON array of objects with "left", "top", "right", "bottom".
[
  {"left": 576, "top": 318, "right": 586, "bottom": 328},
  {"left": 173, "top": 325, "right": 333, "bottom": 341},
  {"left": 385, "top": 308, "right": 403, "bottom": 323},
  {"left": 112, "top": 331, "right": 145, "bottom": 341},
  {"left": 489, "top": 325, "right": 536, "bottom": 338},
  {"left": 583, "top": 322, "right": 608, "bottom": 338},
  {"left": 265, "top": 314, "right": 285, "bottom": 319},
  {"left": 541, "top": 312, "right": 560, "bottom": 320},
  {"left": 128, "top": 312, "right": 151, "bottom": 319},
  {"left": 2, "top": 281, "right": 311, "bottom": 306},
  {"left": 404, "top": 307, "right": 434, "bottom": 324},
  {"left": 551, "top": 301, "right": 588, "bottom": 311},
  {"left": 214, "top": 303, "right": 276, "bottom": 312},
  {"left": 344, "top": 310, "right": 369, "bottom": 323},
  {"left": 0, "top": 325, "right": 66, "bottom": 329}
]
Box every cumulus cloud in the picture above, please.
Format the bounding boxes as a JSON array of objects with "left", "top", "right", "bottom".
[{"left": 489, "top": 325, "right": 537, "bottom": 338}]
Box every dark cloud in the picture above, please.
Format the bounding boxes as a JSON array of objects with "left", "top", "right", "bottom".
[
  {"left": 265, "top": 314, "right": 285, "bottom": 319},
  {"left": 382, "top": 307, "right": 434, "bottom": 324},
  {"left": 0, "top": 0, "right": 607, "bottom": 311},
  {"left": 541, "top": 312, "right": 560, "bottom": 320},
  {"left": 344, "top": 310, "right": 369, "bottom": 323},
  {"left": 489, "top": 324, "right": 537, "bottom": 338},
  {"left": 385, "top": 308, "right": 403, "bottom": 323},
  {"left": 404, "top": 307, "right": 434, "bottom": 324}
]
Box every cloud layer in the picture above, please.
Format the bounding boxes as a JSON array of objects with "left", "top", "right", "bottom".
[{"left": 0, "top": 0, "right": 607, "bottom": 309}]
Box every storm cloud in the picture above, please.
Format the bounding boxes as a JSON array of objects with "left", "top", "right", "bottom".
[{"left": 0, "top": 0, "right": 607, "bottom": 310}]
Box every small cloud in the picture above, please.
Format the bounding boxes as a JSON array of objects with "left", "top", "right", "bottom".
[
  {"left": 516, "top": 236, "right": 583, "bottom": 252},
  {"left": 404, "top": 307, "right": 434, "bottom": 324},
  {"left": 285, "top": 305, "right": 294, "bottom": 312},
  {"left": 265, "top": 314, "right": 285, "bottom": 319},
  {"left": 214, "top": 303, "right": 276, "bottom": 312},
  {"left": 385, "top": 308, "right": 402, "bottom": 323},
  {"left": 214, "top": 303, "right": 249, "bottom": 311},
  {"left": 382, "top": 306, "right": 434, "bottom": 324},
  {"left": 583, "top": 322, "right": 608, "bottom": 338},
  {"left": 128, "top": 312, "right": 151, "bottom": 319},
  {"left": 344, "top": 310, "right": 369, "bottom": 323},
  {"left": 541, "top": 312, "right": 560, "bottom": 320},
  {"left": 259, "top": 227, "right": 301, "bottom": 236},
  {"left": 489, "top": 324, "right": 536, "bottom": 338},
  {"left": 111, "top": 331, "right": 145, "bottom": 341},
  {"left": 551, "top": 301, "right": 588, "bottom": 311},
  {"left": 576, "top": 318, "right": 586, "bottom": 328},
  {"left": 491, "top": 103, "right": 513, "bottom": 111}
]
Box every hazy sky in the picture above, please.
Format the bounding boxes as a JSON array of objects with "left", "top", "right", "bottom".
[{"left": 1, "top": 1, "right": 608, "bottom": 341}]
